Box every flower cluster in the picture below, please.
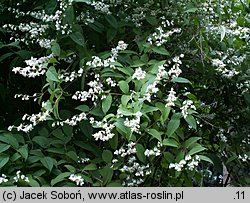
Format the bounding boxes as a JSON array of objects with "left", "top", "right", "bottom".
[
  {"left": 167, "top": 55, "right": 184, "bottom": 79},
  {"left": 216, "top": 129, "right": 227, "bottom": 143},
  {"left": 148, "top": 27, "right": 181, "bottom": 46},
  {"left": 113, "top": 142, "right": 152, "bottom": 186},
  {"left": 72, "top": 74, "right": 104, "bottom": 103},
  {"left": 165, "top": 88, "right": 177, "bottom": 107},
  {"left": 132, "top": 67, "right": 146, "bottom": 80},
  {"left": 90, "top": 118, "right": 115, "bottom": 141},
  {"left": 180, "top": 100, "right": 196, "bottom": 118},
  {"left": 144, "top": 148, "right": 160, "bottom": 157},
  {"left": 8, "top": 110, "right": 50, "bottom": 133},
  {"left": 12, "top": 54, "right": 54, "bottom": 78},
  {"left": 106, "top": 77, "right": 117, "bottom": 87},
  {"left": 13, "top": 171, "right": 29, "bottom": 183},
  {"left": 90, "top": 1, "right": 111, "bottom": 14},
  {"left": 238, "top": 154, "right": 250, "bottom": 162},
  {"left": 0, "top": 174, "right": 8, "bottom": 184},
  {"left": 14, "top": 93, "right": 38, "bottom": 101},
  {"left": 78, "top": 157, "right": 90, "bottom": 164},
  {"left": 212, "top": 58, "right": 240, "bottom": 78},
  {"left": 169, "top": 155, "right": 200, "bottom": 172},
  {"left": 52, "top": 112, "right": 87, "bottom": 127},
  {"left": 58, "top": 67, "right": 84, "bottom": 82},
  {"left": 69, "top": 174, "right": 84, "bottom": 186},
  {"left": 114, "top": 142, "right": 137, "bottom": 157},
  {"left": 124, "top": 112, "right": 142, "bottom": 134}
]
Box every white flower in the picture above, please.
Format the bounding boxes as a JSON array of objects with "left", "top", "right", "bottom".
[
  {"left": 69, "top": 174, "right": 84, "bottom": 186},
  {"left": 132, "top": 67, "right": 146, "bottom": 80},
  {"left": 165, "top": 88, "right": 177, "bottom": 107}
]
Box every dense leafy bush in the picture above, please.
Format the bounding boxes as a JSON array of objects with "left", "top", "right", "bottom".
[{"left": 0, "top": 0, "right": 249, "bottom": 186}]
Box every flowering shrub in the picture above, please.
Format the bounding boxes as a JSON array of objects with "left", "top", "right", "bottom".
[{"left": 0, "top": 0, "right": 249, "bottom": 186}]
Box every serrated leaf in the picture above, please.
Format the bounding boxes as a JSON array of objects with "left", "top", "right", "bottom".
[
  {"left": 147, "top": 129, "right": 163, "bottom": 142},
  {"left": 163, "top": 138, "right": 179, "bottom": 148},
  {"left": 102, "top": 95, "right": 112, "bottom": 114}
]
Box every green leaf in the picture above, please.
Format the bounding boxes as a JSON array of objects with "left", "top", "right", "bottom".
[
  {"left": 0, "top": 53, "right": 14, "bottom": 63},
  {"left": 51, "top": 42, "right": 60, "bottom": 56},
  {"left": 146, "top": 15, "right": 158, "bottom": 26},
  {"left": 51, "top": 172, "right": 71, "bottom": 186},
  {"left": 0, "top": 144, "right": 10, "bottom": 153},
  {"left": 84, "top": 163, "right": 97, "bottom": 171},
  {"left": 118, "top": 81, "right": 129, "bottom": 94},
  {"left": 147, "top": 129, "right": 163, "bottom": 142},
  {"left": 102, "top": 95, "right": 112, "bottom": 114},
  {"left": 185, "top": 8, "right": 198, "bottom": 13},
  {"left": 107, "top": 28, "right": 117, "bottom": 43},
  {"left": 167, "top": 115, "right": 180, "bottom": 136},
  {"left": 152, "top": 47, "right": 170, "bottom": 55},
  {"left": 75, "top": 105, "right": 89, "bottom": 112},
  {"left": 79, "top": 121, "right": 93, "bottom": 138},
  {"left": 121, "top": 95, "right": 130, "bottom": 106},
  {"left": 187, "top": 145, "right": 206, "bottom": 156},
  {"left": 0, "top": 155, "right": 9, "bottom": 169},
  {"left": 46, "top": 66, "right": 60, "bottom": 82},
  {"left": 70, "top": 32, "right": 85, "bottom": 46},
  {"left": 102, "top": 150, "right": 113, "bottom": 163},
  {"left": 136, "top": 144, "right": 146, "bottom": 164},
  {"left": 183, "top": 137, "right": 201, "bottom": 149},
  {"left": 199, "top": 155, "right": 214, "bottom": 165},
  {"left": 32, "top": 136, "right": 50, "bottom": 148},
  {"left": 74, "top": 0, "right": 91, "bottom": 3},
  {"left": 163, "top": 138, "right": 179, "bottom": 148},
  {"left": 40, "top": 157, "right": 54, "bottom": 172},
  {"left": 17, "top": 146, "right": 29, "bottom": 161},
  {"left": 244, "top": 93, "right": 250, "bottom": 107},
  {"left": 66, "top": 151, "right": 78, "bottom": 162},
  {"left": 172, "top": 77, "right": 192, "bottom": 84},
  {"left": 4, "top": 133, "right": 19, "bottom": 149},
  {"left": 100, "top": 167, "right": 113, "bottom": 185},
  {"left": 105, "top": 15, "right": 118, "bottom": 28},
  {"left": 184, "top": 115, "right": 197, "bottom": 129},
  {"left": 226, "top": 154, "right": 238, "bottom": 165}
]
